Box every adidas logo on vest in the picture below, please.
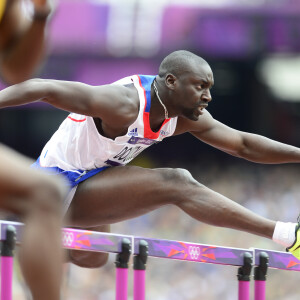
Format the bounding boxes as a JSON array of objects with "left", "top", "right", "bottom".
[{"left": 128, "top": 128, "right": 138, "bottom": 137}]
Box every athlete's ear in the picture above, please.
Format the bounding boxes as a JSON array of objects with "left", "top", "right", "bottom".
[{"left": 165, "top": 74, "right": 176, "bottom": 90}]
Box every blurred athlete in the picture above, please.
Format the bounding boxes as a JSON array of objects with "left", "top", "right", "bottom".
[
  {"left": 0, "top": 0, "right": 53, "bottom": 83},
  {"left": 0, "top": 1, "right": 66, "bottom": 299},
  {"left": 0, "top": 50, "right": 300, "bottom": 269},
  {"left": 0, "top": 144, "right": 65, "bottom": 300}
]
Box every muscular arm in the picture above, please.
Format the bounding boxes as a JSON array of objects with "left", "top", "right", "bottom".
[
  {"left": 0, "top": 0, "right": 53, "bottom": 84},
  {"left": 175, "top": 110, "right": 300, "bottom": 164},
  {"left": 0, "top": 78, "right": 139, "bottom": 128}
]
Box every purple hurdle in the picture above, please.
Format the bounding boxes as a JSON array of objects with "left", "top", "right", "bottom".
[
  {"left": 2, "top": 221, "right": 300, "bottom": 299},
  {"left": 134, "top": 237, "right": 254, "bottom": 300},
  {"left": 1, "top": 225, "right": 16, "bottom": 300}
]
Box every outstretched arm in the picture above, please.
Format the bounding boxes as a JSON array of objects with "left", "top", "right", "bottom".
[
  {"left": 0, "top": 78, "right": 138, "bottom": 127},
  {"left": 176, "top": 110, "right": 300, "bottom": 164},
  {"left": 0, "top": 0, "right": 53, "bottom": 84}
]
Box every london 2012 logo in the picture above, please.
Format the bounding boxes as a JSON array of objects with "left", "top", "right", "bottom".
[
  {"left": 160, "top": 130, "right": 169, "bottom": 137},
  {"left": 188, "top": 245, "right": 201, "bottom": 260},
  {"left": 62, "top": 231, "right": 74, "bottom": 247}
]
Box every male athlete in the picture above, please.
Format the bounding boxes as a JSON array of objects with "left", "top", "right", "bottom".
[
  {"left": 0, "top": 0, "right": 53, "bottom": 83},
  {"left": 0, "top": 50, "right": 300, "bottom": 269}
]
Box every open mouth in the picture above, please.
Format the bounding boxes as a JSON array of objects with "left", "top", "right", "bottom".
[
  {"left": 193, "top": 105, "right": 208, "bottom": 118},
  {"left": 199, "top": 105, "right": 208, "bottom": 112}
]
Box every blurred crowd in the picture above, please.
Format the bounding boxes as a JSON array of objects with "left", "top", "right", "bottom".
[{"left": 12, "top": 160, "right": 300, "bottom": 300}]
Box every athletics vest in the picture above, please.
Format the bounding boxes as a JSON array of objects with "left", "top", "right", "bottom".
[{"left": 36, "top": 75, "right": 177, "bottom": 183}]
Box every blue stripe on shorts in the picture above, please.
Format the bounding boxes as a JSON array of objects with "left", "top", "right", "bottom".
[{"left": 31, "top": 157, "right": 109, "bottom": 189}]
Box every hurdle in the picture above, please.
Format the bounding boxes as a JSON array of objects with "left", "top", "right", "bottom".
[
  {"left": 1, "top": 220, "right": 300, "bottom": 300},
  {"left": 0, "top": 221, "right": 133, "bottom": 300}
]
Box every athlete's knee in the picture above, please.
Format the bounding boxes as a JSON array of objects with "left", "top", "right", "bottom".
[
  {"left": 16, "top": 185, "right": 62, "bottom": 223},
  {"left": 68, "top": 249, "right": 109, "bottom": 268},
  {"left": 157, "top": 168, "right": 205, "bottom": 205},
  {"left": 161, "top": 168, "right": 200, "bottom": 187},
  {"left": 28, "top": 176, "right": 65, "bottom": 215}
]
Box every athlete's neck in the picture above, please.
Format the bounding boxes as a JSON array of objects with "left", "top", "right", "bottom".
[
  {"left": 153, "top": 80, "right": 168, "bottom": 119},
  {"left": 150, "top": 81, "right": 168, "bottom": 132}
]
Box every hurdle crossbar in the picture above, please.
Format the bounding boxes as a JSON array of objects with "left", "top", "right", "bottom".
[
  {"left": 0, "top": 220, "right": 133, "bottom": 254},
  {"left": 1, "top": 221, "right": 298, "bottom": 269},
  {"left": 253, "top": 248, "right": 300, "bottom": 271},
  {"left": 134, "top": 236, "right": 249, "bottom": 266}
]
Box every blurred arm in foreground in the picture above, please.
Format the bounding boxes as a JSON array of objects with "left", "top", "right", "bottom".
[{"left": 0, "top": 0, "right": 54, "bottom": 84}]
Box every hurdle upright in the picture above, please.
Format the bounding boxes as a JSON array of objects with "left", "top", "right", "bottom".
[{"left": 1, "top": 225, "right": 16, "bottom": 300}]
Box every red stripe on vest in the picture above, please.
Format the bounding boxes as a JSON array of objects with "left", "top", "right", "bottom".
[
  {"left": 137, "top": 76, "right": 170, "bottom": 139},
  {"left": 67, "top": 116, "right": 86, "bottom": 122}
]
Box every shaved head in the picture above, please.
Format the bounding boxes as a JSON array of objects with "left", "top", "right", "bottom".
[{"left": 158, "top": 50, "right": 209, "bottom": 78}]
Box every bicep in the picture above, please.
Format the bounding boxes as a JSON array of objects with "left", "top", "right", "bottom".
[
  {"left": 44, "top": 80, "right": 99, "bottom": 114},
  {"left": 35, "top": 80, "right": 130, "bottom": 119}
]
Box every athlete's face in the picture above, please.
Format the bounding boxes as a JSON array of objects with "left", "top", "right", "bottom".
[{"left": 174, "top": 63, "right": 214, "bottom": 121}]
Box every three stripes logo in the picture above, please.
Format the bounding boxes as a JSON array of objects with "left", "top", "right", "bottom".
[{"left": 128, "top": 128, "right": 138, "bottom": 137}]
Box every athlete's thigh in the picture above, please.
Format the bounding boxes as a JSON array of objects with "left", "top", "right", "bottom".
[{"left": 66, "top": 165, "right": 176, "bottom": 228}]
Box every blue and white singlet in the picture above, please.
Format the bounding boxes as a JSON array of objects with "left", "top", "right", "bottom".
[{"left": 32, "top": 75, "right": 178, "bottom": 191}]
